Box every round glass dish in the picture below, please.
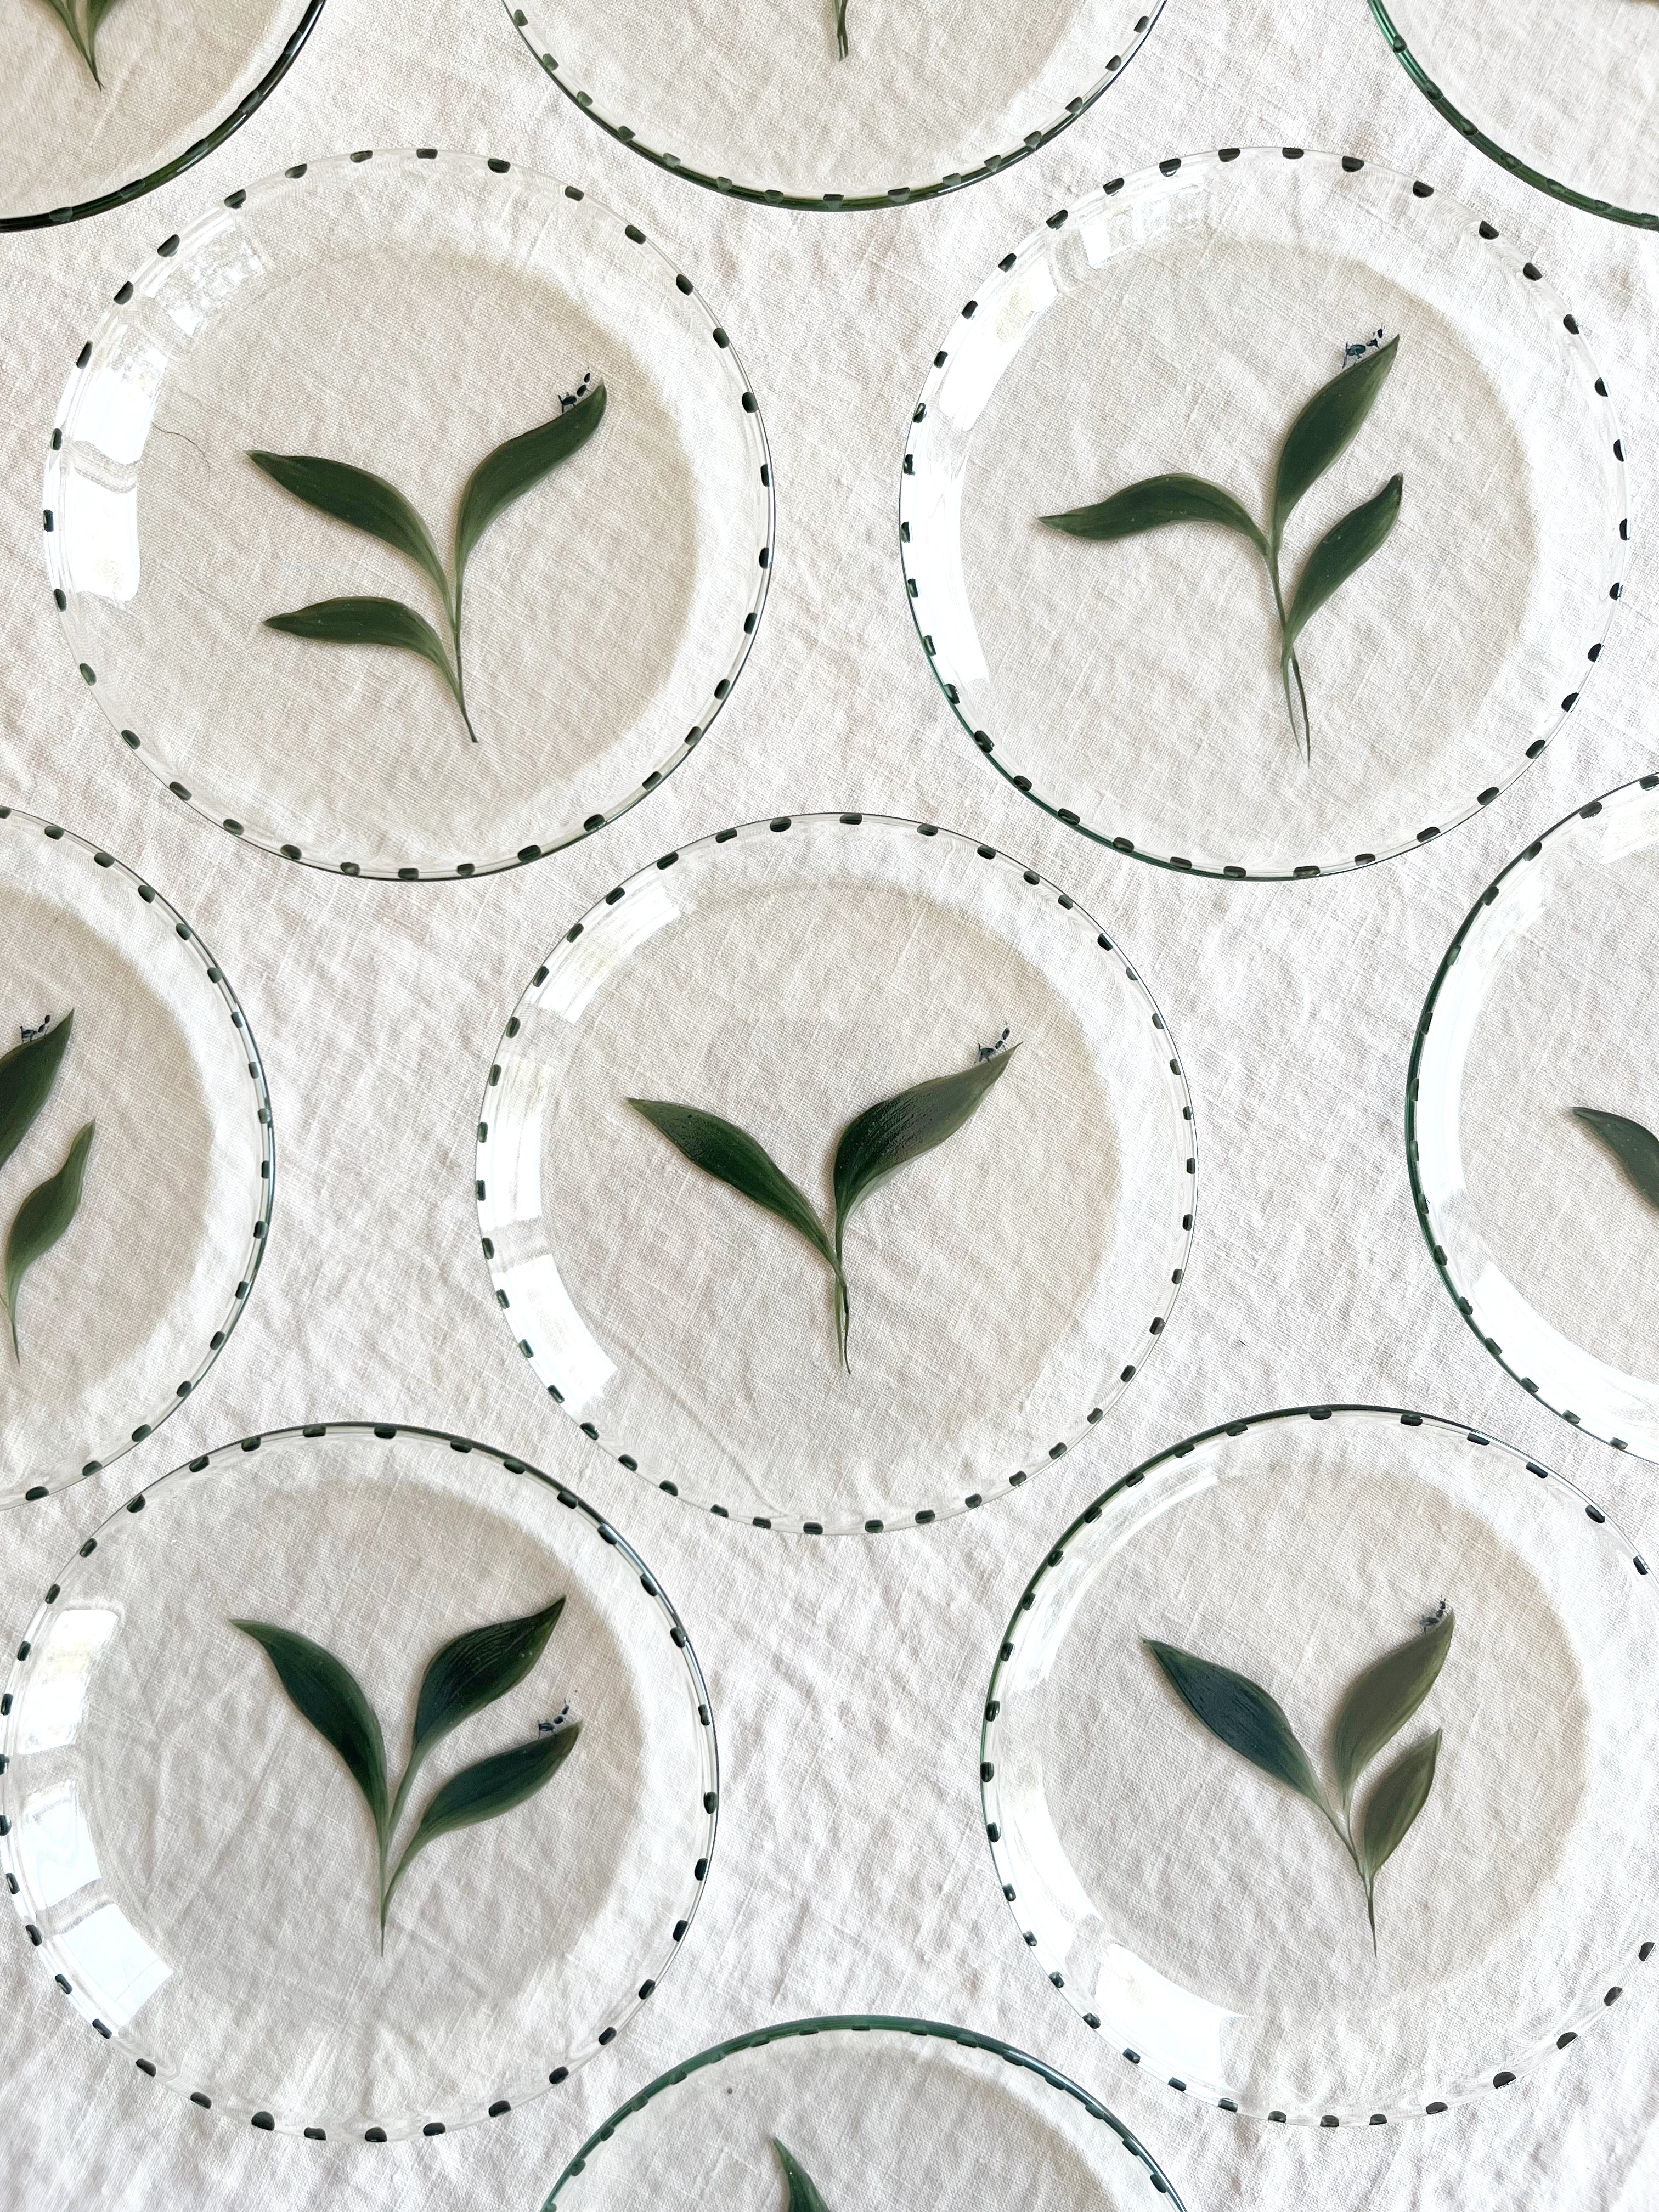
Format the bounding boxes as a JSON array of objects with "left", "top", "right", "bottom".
[
  {"left": 0, "top": 0, "right": 320, "bottom": 232},
  {"left": 0, "top": 806, "right": 272, "bottom": 1509},
  {"left": 541, "top": 2015, "right": 1187, "bottom": 2207},
  {"left": 0, "top": 1422, "right": 718, "bottom": 2140},
  {"left": 981, "top": 1404, "right": 1659, "bottom": 2123},
  {"left": 44, "top": 148, "right": 773, "bottom": 881},
  {"left": 1409, "top": 775, "right": 1659, "bottom": 1461},
  {"left": 900, "top": 146, "right": 1626, "bottom": 882},
  {"left": 1369, "top": 0, "right": 1659, "bottom": 231},
  {"left": 499, "top": 0, "right": 1165, "bottom": 213},
  {"left": 476, "top": 811, "right": 1195, "bottom": 1534}
]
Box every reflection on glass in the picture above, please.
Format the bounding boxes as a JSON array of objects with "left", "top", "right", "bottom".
[
  {"left": 15, "top": 1777, "right": 100, "bottom": 1909},
  {"left": 16, "top": 1606, "right": 119, "bottom": 1754},
  {"left": 56, "top": 1900, "right": 171, "bottom": 2029}
]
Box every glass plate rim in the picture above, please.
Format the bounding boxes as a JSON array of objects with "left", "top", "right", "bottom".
[
  {"left": 0, "top": 1417, "right": 721, "bottom": 2140},
  {"left": 979, "top": 1399, "right": 1655, "bottom": 2124},
  {"left": 1407, "top": 771, "right": 1659, "bottom": 1457},
  {"left": 0, "top": 801, "right": 275, "bottom": 1509},
  {"left": 0, "top": 0, "right": 325, "bottom": 234},
  {"left": 898, "top": 143, "right": 1630, "bottom": 884},
  {"left": 42, "top": 145, "right": 776, "bottom": 883},
  {"left": 474, "top": 807, "right": 1199, "bottom": 1537},
  {"left": 1365, "top": 0, "right": 1659, "bottom": 234},
  {"left": 540, "top": 2011, "right": 1189, "bottom": 2207},
  {"left": 499, "top": 0, "right": 1169, "bottom": 214}
]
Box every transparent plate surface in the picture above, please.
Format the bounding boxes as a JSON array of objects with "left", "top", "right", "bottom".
[
  {"left": 46, "top": 149, "right": 772, "bottom": 881},
  {"left": 1409, "top": 776, "right": 1659, "bottom": 1460},
  {"left": 1370, "top": 0, "right": 1659, "bottom": 230},
  {"left": 0, "top": 1424, "right": 718, "bottom": 2138},
  {"left": 982, "top": 1406, "right": 1659, "bottom": 2122},
  {"left": 0, "top": 0, "right": 320, "bottom": 230},
  {"left": 542, "top": 2015, "right": 1186, "bottom": 2208},
  {"left": 0, "top": 808, "right": 272, "bottom": 1508},
  {"left": 501, "top": 0, "right": 1166, "bottom": 212},
  {"left": 477, "top": 812, "right": 1195, "bottom": 1534},
  {"left": 900, "top": 146, "right": 1626, "bottom": 882}
]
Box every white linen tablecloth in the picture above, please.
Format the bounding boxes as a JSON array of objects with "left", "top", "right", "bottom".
[{"left": 2, "top": 0, "right": 1658, "bottom": 2201}]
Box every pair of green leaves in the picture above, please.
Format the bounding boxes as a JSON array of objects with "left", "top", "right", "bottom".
[
  {"left": 232, "top": 1596, "right": 579, "bottom": 1946},
  {"left": 1, "top": 1014, "right": 96, "bottom": 1362},
  {"left": 628, "top": 1043, "right": 1017, "bottom": 1370},
  {"left": 36, "top": 0, "right": 125, "bottom": 81},
  {"left": 1041, "top": 336, "right": 1404, "bottom": 761},
  {"left": 250, "top": 376, "right": 607, "bottom": 744},
  {"left": 774, "top": 2140, "right": 831, "bottom": 2209},
  {"left": 1572, "top": 1107, "right": 1659, "bottom": 1211},
  {"left": 1144, "top": 1602, "right": 1454, "bottom": 1950}
]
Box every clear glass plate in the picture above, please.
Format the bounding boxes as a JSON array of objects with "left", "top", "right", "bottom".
[
  {"left": 1369, "top": 0, "right": 1659, "bottom": 231},
  {"left": 541, "top": 2015, "right": 1187, "bottom": 2208},
  {"left": 476, "top": 812, "right": 1195, "bottom": 1534},
  {"left": 0, "top": 807, "right": 272, "bottom": 1509},
  {"left": 0, "top": 0, "right": 320, "bottom": 230},
  {"left": 44, "top": 149, "right": 774, "bottom": 881},
  {"left": 1409, "top": 776, "right": 1659, "bottom": 1460},
  {"left": 499, "top": 0, "right": 1166, "bottom": 212},
  {"left": 0, "top": 1423, "right": 718, "bottom": 2138},
  {"left": 900, "top": 146, "right": 1627, "bottom": 882},
  {"left": 981, "top": 1405, "right": 1659, "bottom": 2123}
]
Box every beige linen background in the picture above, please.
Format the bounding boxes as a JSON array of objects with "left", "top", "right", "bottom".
[{"left": 3, "top": 0, "right": 1659, "bottom": 2205}]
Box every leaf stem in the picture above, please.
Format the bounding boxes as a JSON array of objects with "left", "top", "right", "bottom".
[
  {"left": 448, "top": 580, "right": 478, "bottom": 743},
  {"left": 836, "top": 0, "right": 848, "bottom": 54},
  {"left": 1262, "top": 542, "right": 1311, "bottom": 763}
]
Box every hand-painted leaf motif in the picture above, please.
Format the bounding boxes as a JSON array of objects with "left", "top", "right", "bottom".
[
  {"left": 1040, "top": 474, "right": 1267, "bottom": 554},
  {"left": 627, "top": 1098, "right": 836, "bottom": 1267},
  {"left": 0, "top": 1013, "right": 74, "bottom": 1182},
  {"left": 1143, "top": 1638, "right": 1329, "bottom": 1812},
  {"left": 1357, "top": 1727, "right": 1441, "bottom": 1949},
  {"left": 264, "top": 595, "right": 466, "bottom": 706},
  {"left": 229, "top": 1618, "right": 390, "bottom": 1854},
  {"left": 247, "top": 452, "right": 450, "bottom": 605},
  {"left": 1271, "top": 336, "right": 1400, "bottom": 553},
  {"left": 773, "top": 2138, "right": 833, "bottom": 2211},
  {"left": 1283, "top": 475, "right": 1402, "bottom": 647},
  {"left": 5, "top": 1119, "right": 94, "bottom": 1359},
  {"left": 454, "top": 381, "right": 606, "bottom": 592},
  {"left": 1572, "top": 1108, "right": 1659, "bottom": 1211},
  {"left": 381, "top": 1723, "right": 582, "bottom": 1923},
  {"left": 388, "top": 1596, "right": 567, "bottom": 1833},
  {"left": 1331, "top": 1607, "right": 1453, "bottom": 1816},
  {"left": 834, "top": 0, "right": 849, "bottom": 54},
  {"left": 38, "top": 0, "right": 97, "bottom": 73},
  {"left": 829, "top": 1048, "right": 1015, "bottom": 1367}
]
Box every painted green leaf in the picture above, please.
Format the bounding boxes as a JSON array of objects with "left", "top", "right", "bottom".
[
  {"left": 1143, "top": 1638, "right": 1330, "bottom": 1813},
  {"left": 0, "top": 1012, "right": 74, "bottom": 1182},
  {"left": 389, "top": 1596, "right": 566, "bottom": 1834},
  {"left": 83, "top": 0, "right": 127, "bottom": 74},
  {"left": 832, "top": 1049, "right": 1015, "bottom": 1247},
  {"left": 830, "top": 1048, "right": 1016, "bottom": 1368},
  {"left": 229, "top": 1618, "right": 390, "bottom": 1854},
  {"left": 1283, "top": 475, "right": 1402, "bottom": 648},
  {"left": 247, "top": 452, "right": 449, "bottom": 605},
  {"left": 1040, "top": 473, "right": 1267, "bottom": 554},
  {"left": 1331, "top": 1608, "right": 1453, "bottom": 1816},
  {"left": 381, "top": 1723, "right": 582, "bottom": 1922},
  {"left": 1271, "top": 336, "right": 1400, "bottom": 554},
  {"left": 5, "top": 1119, "right": 94, "bottom": 1360},
  {"left": 1357, "top": 1728, "right": 1441, "bottom": 1948},
  {"left": 834, "top": 0, "right": 848, "bottom": 54},
  {"left": 264, "top": 595, "right": 462, "bottom": 697},
  {"left": 38, "top": 0, "right": 97, "bottom": 74},
  {"left": 773, "top": 2138, "right": 832, "bottom": 2211},
  {"left": 1572, "top": 1108, "right": 1659, "bottom": 1210},
  {"left": 627, "top": 1099, "right": 836, "bottom": 1268},
  {"left": 454, "top": 381, "right": 606, "bottom": 592}
]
